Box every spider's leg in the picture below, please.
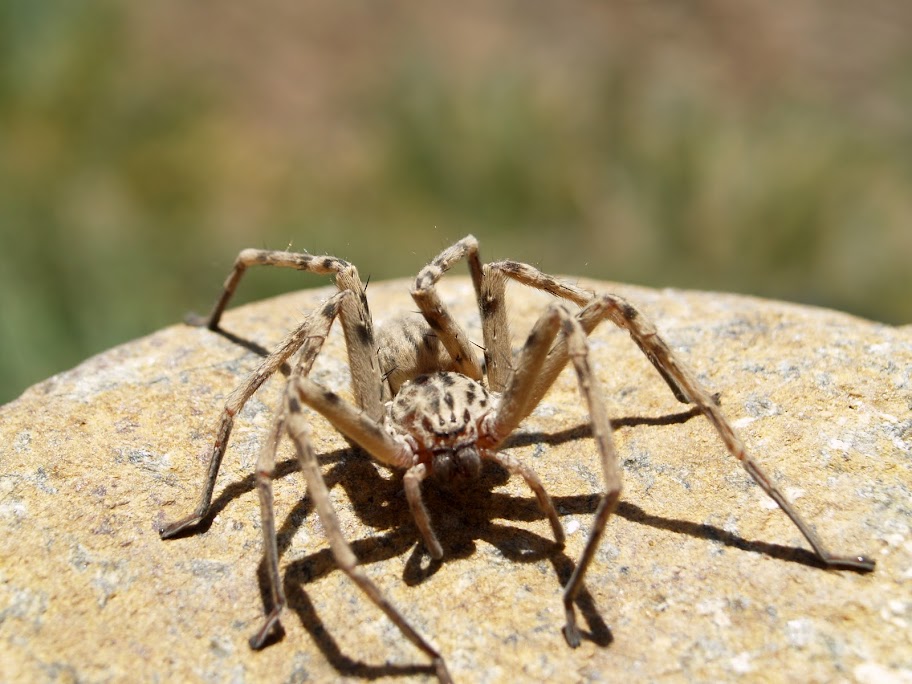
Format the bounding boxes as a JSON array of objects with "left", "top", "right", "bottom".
[
  {"left": 194, "top": 247, "right": 385, "bottom": 418},
  {"left": 486, "top": 259, "right": 690, "bottom": 407},
  {"left": 290, "top": 376, "right": 413, "bottom": 469},
  {"left": 482, "top": 304, "right": 622, "bottom": 646},
  {"left": 403, "top": 462, "right": 442, "bottom": 558},
  {"left": 481, "top": 304, "right": 583, "bottom": 545},
  {"left": 554, "top": 312, "right": 622, "bottom": 647},
  {"left": 490, "top": 257, "right": 874, "bottom": 570},
  {"left": 284, "top": 387, "right": 452, "bottom": 684},
  {"left": 290, "top": 375, "right": 444, "bottom": 558},
  {"left": 479, "top": 260, "right": 593, "bottom": 392},
  {"left": 248, "top": 407, "right": 288, "bottom": 648},
  {"left": 247, "top": 296, "right": 346, "bottom": 647},
  {"left": 580, "top": 293, "right": 875, "bottom": 572},
  {"left": 411, "top": 235, "right": 485, "bottom": 381},
  {"left": 159, "top": 291, "right": 351, "bottom": 538}
]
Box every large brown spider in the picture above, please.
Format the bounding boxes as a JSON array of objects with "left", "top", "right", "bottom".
[{"left": 159, "top": 236, "right": 874, "bottom": 683}]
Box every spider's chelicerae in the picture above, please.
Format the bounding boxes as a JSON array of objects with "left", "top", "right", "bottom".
[{"left": 159, "top": 236, "right": 874, "bottom": 683}]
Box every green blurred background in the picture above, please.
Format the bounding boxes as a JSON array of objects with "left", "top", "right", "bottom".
[{"left": 2, "top": 1, "right": 911, "bottom": 405}]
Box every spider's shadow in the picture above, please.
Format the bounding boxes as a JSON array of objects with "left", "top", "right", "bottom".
[{"left": 193, "top": 415, "right": 830, "bottom": 682}]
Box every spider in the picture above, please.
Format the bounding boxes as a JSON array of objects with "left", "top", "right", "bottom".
[{"left": 159, "top": 235, "right": 875, "bottom": 683}]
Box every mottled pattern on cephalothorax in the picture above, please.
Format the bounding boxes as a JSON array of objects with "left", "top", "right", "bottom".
[
  {"left": 387, "top": 371, "right": 494, "bottom": 480},
  {"left": 159, "top": 235, "right": 875, "bottom": 684}
]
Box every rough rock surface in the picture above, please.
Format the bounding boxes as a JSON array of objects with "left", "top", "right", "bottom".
[{"left": 1, "top": 277, "right": 910, "bottom": 684}]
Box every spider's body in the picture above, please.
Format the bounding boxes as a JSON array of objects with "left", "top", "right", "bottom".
[
  {"left": 159, "top": 236, "right": 874, "bottom": 684},
  {"left": 388, "top": 371, "right": 491, "bottom": 482}
]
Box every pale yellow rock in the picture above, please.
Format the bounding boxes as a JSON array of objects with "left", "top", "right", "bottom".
[{"left": 1, "top": 277, "right": 910, "bottom": 683}]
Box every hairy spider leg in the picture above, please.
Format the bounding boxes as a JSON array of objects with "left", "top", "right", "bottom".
[
  {"left": 284, "top": 376, "right": 450, "bottom": 682},
  {"left": 480, "top": 303, "right": 622, "bottom": 646},
  {"left": 246, "top": 291, "right": 348, "bottom": 649},
  {"left": 192, "top": 247, "right": 385, "bottom": 419},
  {"left": 159, "top": 290, "right": 352, "bottom": 538},
  {"left": 483, "top": 258, "right": 875, "bottom": 572},
  {"left": 410, "top": 235, "right": 486, "bottom": 381}
]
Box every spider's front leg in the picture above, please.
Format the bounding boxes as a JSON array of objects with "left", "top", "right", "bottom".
[
  {"left": 483, "top": 257, "right": 875, "bottom": 572},
  {"left": 159, "top": 291, "right": 351, "bottom": 538},
  {"left": 189, "top": 247, "right": 386, "bottom": 419},
  {"left": 482, "top": 303, "right": 622, "bottom": 648},
  {"left": 284, "top": 377, "right": 452, "bottom": 683}
]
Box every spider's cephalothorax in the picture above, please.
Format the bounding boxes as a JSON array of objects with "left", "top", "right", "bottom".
[
  {"left": 158, "top": 235, "right": 875, "bottom": 684},
  {"left": 388, "top": 371, "right": 493, "bottom": 482}
]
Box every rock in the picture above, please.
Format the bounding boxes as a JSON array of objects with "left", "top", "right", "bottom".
[{"left": 1, "top": 276, "right": 909, "bottom": 683}]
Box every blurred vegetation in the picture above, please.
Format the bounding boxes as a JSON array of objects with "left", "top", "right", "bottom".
[{"left": 2, "top": 1, "right": 911, "bottom": 404}]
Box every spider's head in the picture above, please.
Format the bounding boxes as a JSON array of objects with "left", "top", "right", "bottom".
[{"left": 390, "top": 371, "right": 491, "bottom": 482}]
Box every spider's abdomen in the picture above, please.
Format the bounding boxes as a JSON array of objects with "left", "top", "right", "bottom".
[{"left": 389, "top": 372, "right": 492, "bottom": 460}]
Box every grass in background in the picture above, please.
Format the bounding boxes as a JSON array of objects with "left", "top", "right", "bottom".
[{"left": 1, "top": 1, "right": 911, "bottom": 404}]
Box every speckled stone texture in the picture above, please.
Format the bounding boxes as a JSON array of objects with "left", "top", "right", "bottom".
[{"left": 1, "top": 277, "right": 910, "bottom": 684}]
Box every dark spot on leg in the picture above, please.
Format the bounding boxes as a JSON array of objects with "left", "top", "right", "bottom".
[
  {"left": 621, "top": 302, "right": 638, "bottom": 320},
  {"left": 481, "top": 296, "right": 499, "bottom": 319},
  {"left": 288, "top": 397, "right": 302, "bottom": 413},
  {"left": 356, "top": 321, "right": 373, "bottom": 346},
  {"left": 323, "top": 390, "right": 341, "bottom": 404}
]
